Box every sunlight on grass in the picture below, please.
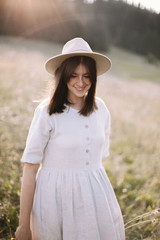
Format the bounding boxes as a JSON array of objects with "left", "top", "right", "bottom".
[{"left": 0, "top": 36, "right": 160, "bottom": 239}]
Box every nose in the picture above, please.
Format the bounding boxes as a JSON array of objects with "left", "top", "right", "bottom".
[{"left": 77, "top": 76, "right": 84, "bottom": 86}]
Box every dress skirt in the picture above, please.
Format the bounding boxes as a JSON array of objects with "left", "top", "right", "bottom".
[{"left": 31, "top": 166, "right": 125, "bottom": 240}]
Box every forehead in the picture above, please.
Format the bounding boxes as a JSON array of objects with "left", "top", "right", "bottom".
[{"left": 73, "top": 64, "right": 89, "bottom": 73}]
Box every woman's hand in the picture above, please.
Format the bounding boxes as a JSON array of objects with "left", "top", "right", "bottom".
[{"left": 15, "top": 225, "right": 32, "bottom": 240}]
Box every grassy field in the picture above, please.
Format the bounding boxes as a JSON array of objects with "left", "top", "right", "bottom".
[{"left": 0, "top": 36, "right": 160, "bottom": 239}]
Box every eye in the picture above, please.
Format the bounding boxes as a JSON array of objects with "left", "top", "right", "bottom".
[
  {"left": 84, "top": 75, "right": 90, "bottom": 79},
  {"left": 70, "top": 74, "right": 77, "bottom": 78}
]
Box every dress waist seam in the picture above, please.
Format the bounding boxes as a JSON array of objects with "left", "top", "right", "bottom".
[{"left": 40, "top": 166, "right": 105, "bottom": 174}]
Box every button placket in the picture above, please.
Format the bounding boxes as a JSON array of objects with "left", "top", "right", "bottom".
[{"left": 84, "top": 121, "right": 90, "bottom": 166}]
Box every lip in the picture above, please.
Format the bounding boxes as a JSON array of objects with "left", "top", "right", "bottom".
[{"left": 75, "top": 87, "right": 85, "bottom": 92}]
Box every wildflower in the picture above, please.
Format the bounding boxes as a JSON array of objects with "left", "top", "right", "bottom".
[
  {"left": 122, "top": 188, "right": 127, "bottom": 193},
  {"left": 152, "top": 218, "right": 156, "bottom": 223},
  {"left": 153, "top": 210, "right": 159, "bottom": 215}
]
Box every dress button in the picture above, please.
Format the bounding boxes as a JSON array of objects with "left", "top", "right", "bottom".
[
  {"left": 86, "top": 149, "right": 89, "bottom": 153},
  {"left": 86, "top": 162, "right": 89, "bottom": 165},
  {"left": 85, "top": 125, "right": 89, "bottom": 128}
]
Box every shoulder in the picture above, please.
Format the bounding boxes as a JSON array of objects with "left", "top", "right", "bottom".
[
  {"left": 32, "top": 98, "right": 54, "bottom": 129},
  {"left": 95, "top": 97, "right": 111, "bottom": 131},
  {"left": 33, "top": 97, "right": 54, "bottom": 125},
  {"left": 95, "top": 96, "right": 105, "bottom": 106},
  {"left": 95, "top": 97, "right": 110, "bottom": 114},
  {"left": 35, "top": 98, "right": 50, "bottom": 117},
  {"left": 36, "top": 97, "right": 50, "bottom": 111}
]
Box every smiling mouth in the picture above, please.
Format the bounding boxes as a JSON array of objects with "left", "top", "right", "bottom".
[{"left": 75, "top": 87, "right": 85, "bottom": 92}]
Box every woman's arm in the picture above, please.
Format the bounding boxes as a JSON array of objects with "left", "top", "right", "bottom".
[{"left": 15, "top": 163, "right": 40, "bottom": 240}]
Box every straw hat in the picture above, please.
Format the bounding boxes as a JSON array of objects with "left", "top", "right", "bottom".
[{"left": 45, "top": 37, "right": 111, "bottom": 76}]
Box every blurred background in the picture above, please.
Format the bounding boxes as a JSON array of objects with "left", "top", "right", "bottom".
[
  {"left": 1, "top": 0, "right": 160, "bottom": 57},
  {"left": 0, "top": 0, "right": 160, "bottom": 239}
]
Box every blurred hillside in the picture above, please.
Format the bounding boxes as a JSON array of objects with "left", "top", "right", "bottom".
[{"left": 0, "top": 0, "right": 160, "bottom": 61}]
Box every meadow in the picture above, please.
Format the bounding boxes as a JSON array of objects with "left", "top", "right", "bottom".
[{"left": 0, "top": 36, "right": 160, "bottom": 239}]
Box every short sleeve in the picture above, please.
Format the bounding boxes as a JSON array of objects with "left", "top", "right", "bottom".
[
  {"left": 97, "top": 97, "right": 111, "bottom": 159},
  {"left": 21, "top": 104, "right": 53, "bottom": 164},
  {"left": 102, "top": 108, "right": 111, "bottom": 159}
]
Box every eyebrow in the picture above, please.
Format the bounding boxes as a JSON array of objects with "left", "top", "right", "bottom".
[{"left": 72, "top": 72, "right": 90, "bottom": 75}]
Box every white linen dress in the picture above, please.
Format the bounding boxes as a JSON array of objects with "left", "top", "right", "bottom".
[{"left": 21, "top": 97, "right": 125, "bottom": 240}]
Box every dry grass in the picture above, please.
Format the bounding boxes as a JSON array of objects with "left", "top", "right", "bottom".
[
  {"left": 0, "top": 36, "right": 160, "bottom": 239},
  {"left": 97, "top": 73, "right": 160, "bottom": 183}
]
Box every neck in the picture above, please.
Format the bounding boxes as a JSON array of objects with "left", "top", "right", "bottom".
[{"left": 68, "top": 95, "right": 85, "bottom": 110}]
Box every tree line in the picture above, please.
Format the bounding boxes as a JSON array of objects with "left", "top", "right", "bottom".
[{"left": 0, "top": 0, "right": 160, "bottom": 59}]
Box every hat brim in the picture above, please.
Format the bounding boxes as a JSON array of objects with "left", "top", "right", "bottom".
[{"left": 45, "top": 52, "right": 111, "bottom": 76}]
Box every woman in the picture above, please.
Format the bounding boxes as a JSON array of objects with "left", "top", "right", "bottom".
[{"left": 15, "top": 38, "right": 125, "bottom": 240}]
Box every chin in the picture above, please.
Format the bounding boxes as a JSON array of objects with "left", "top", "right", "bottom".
[
  {"left": 73, "top": 90, "right": 85, "bottom": 97},
  {"left": 75, "top": 93, "right": 86, "bottom": 98}
]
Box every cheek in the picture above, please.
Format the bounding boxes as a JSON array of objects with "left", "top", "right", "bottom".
[
  {"left": 67, "top": 81, "right": 72, "bottom": 90},
  {"left": 67, "top": 79, "right": 74, "bottom": 88},
  {"left": 67, "top": 82, "right": 69, "bottom": 89}
]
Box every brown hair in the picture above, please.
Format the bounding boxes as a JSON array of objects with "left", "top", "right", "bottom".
[{"left": 48, "top": 56, "right": 97, "bottom": 116}]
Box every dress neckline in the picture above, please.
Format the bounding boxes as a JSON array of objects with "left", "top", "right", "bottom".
[
  {"left": 64, "top": 104, "right": 80, "bottom": 113},
  {"left": 69, "top": 106, "right": 80, "bottom": 112}
]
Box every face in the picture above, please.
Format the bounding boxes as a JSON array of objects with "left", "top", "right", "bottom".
[{"left": 67, "top": 64, "right": 92, "bottom": 102}]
